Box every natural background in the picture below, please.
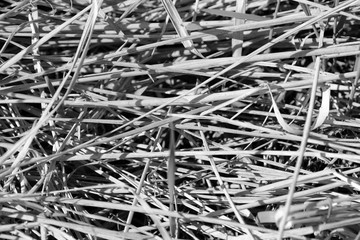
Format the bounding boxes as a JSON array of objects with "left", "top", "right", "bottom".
[{"left": 1, "top": 0, "right": 360, "bottom": 239}]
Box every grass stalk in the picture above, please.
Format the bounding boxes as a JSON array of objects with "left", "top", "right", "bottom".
[{"left": 277, "top": 56, "right": 322, "bottom": 239}]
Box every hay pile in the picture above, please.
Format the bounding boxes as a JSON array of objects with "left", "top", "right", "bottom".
[{"left": 1, "top": 0, "right": 360, "bottom": 239}]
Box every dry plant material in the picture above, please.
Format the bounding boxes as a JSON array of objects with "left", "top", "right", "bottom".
[{"left": 1, "top": 0, "right": 360, "bottom": 239}]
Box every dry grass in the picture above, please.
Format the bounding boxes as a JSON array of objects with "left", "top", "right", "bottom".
[{"left": 1, "top": 0, "right": 360, "bottom": 239}]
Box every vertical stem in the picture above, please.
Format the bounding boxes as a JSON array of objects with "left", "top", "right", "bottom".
[
  {"left": 277, "top": 57, "right": 322, "bottom": 239},
  {"left": 348, "top": 52, "right": 360, "bottom": 111},
  {"left": 269, "top": 0, "right": 281, "bottom": 40},
  {"left": 168, "top": 121, "right": 177, "bottom": 238},
  {"left": 124, "top": 127, "right": 165, "bottom": 236},
  {"left": 232, "top": 0, "right": 246, "bottom": 57}
]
